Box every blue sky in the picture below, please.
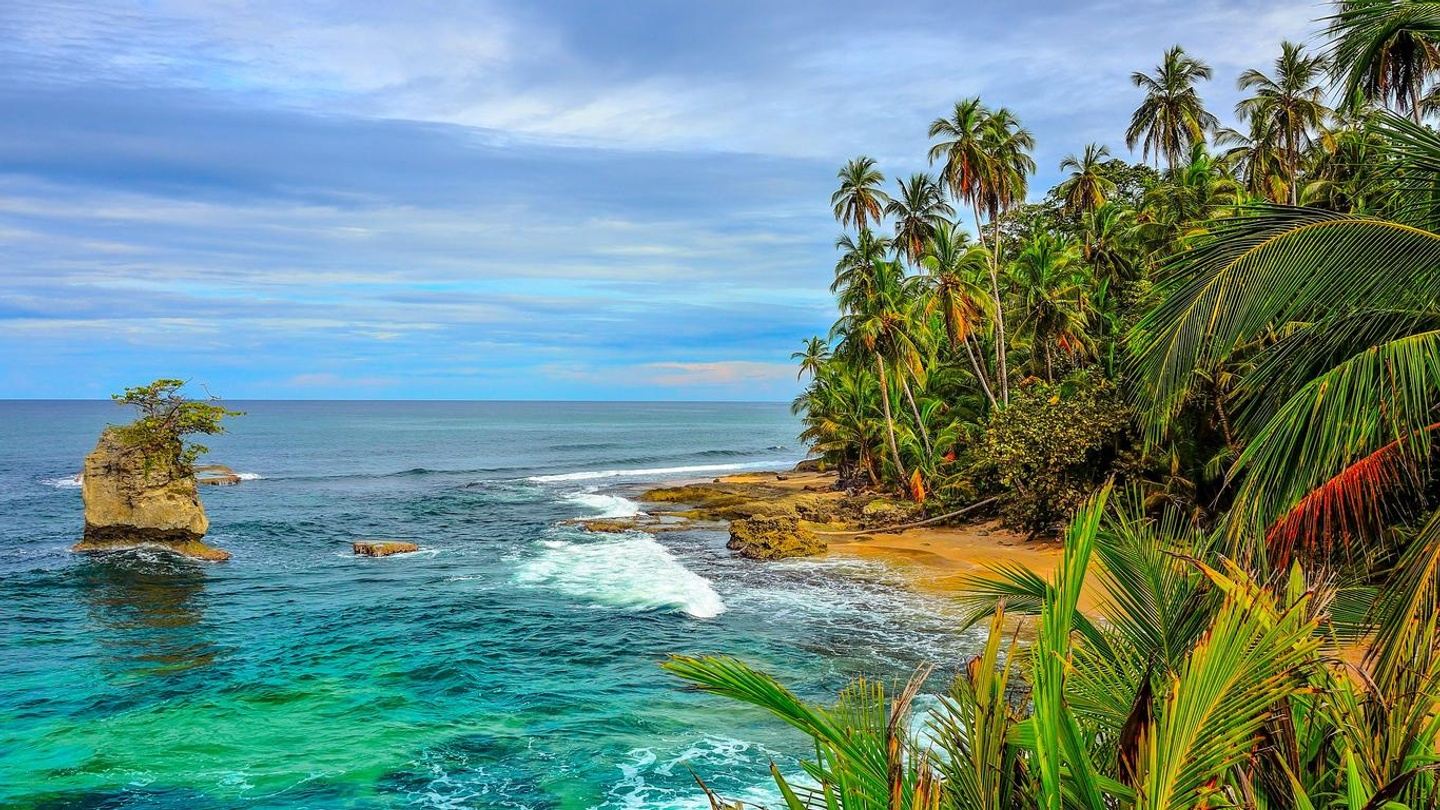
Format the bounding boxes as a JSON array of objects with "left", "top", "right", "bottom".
[{"left": 1, "top": 0, "right": 1318, "bottom": 400}]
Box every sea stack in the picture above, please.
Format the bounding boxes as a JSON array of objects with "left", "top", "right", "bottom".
[{"left": 72, "top": 428, "right": 230, "bottom": 561}]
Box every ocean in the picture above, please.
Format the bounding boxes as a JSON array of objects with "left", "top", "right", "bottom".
[{"left": 0, "top": 401, "right": 978, "bottom": 808}]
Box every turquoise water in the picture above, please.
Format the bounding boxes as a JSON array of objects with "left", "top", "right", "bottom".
[{"left": 0, "top": 401, "right": 976, "bottom": 808}]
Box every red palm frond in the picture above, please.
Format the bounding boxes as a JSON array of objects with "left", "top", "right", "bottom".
[{"left": 1265, "top": 423, "right": 1439, "bottom": 564}]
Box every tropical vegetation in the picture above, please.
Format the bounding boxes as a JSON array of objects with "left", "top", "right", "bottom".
[{"left": 669, "top": 2, "right": 1440, "bottom": 806}]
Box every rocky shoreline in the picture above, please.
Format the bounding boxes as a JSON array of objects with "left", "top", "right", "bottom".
[{"left": 575, "top": 467, "right": 1069, "bottom": 599}]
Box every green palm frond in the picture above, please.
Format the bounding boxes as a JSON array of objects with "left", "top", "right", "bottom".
[
  {"left": 1226, "top": 327, "right": 1440, "bottom": 558},
  {"left": 1130, "top": 206, "right": 1440, "bottom": 440}
]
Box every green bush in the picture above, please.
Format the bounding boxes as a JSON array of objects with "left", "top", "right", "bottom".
[{"left": 976, "top": 369, "right": 1134, "bottom": 533}]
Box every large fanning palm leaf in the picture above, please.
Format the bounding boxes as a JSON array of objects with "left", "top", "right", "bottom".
[{"left": 1131, "top": 207, "right": 1440, "bottom": 435}]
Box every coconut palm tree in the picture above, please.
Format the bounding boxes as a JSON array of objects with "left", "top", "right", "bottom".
[
  {"left": 1009, "top": 230, "right": 1090, "bottom": 380},
  {"left": 1126, "top": 45, "right": 1220, "bottom": 170},
  {"left": 1080, "top": 202, "right": 1140, "bottom": 284},
  {"left": 885, "top": 173, "right": 954, "bottom": 265},
  {"left": 831, "top": 229, "right": 893, "bottom": 300},
  {"left": 1326, "top": 0, "right": 1440, "bottom": 123},
  {"left": 832, "top": 259, "right": 923, "bottom": 489},
  {"left": 831, "top": 156, "right": 890, "bottom": 231},
  {"left": 1056, "top": 143, "right": 1118, "bottom": 214},
  {"left": 793, "top": 361, "right": 881, "bottom": 485},
  {"left": 1235, "top": 40, "right": 1331, "bottom": 204},
  {"left": 917, "top": 221, "right": 997, "bottom": 407},
  {"left": 929, "top": 100, "right": 1035, "bottom": 403},
  {"left": 791, "top": 336, "right": 830, "bottom": 381},
  {"left": 1215, "top": 115, "right": 1290, "bottom": 203}
]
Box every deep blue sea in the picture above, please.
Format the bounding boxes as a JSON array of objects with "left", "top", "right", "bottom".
[{"left": 0, "top": 401, "right": 977, "bottom": 808}]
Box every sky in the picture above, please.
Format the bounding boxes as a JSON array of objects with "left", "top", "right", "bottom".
[{"left": 0, "top": 0, "right": 1322, "bottom": 400}]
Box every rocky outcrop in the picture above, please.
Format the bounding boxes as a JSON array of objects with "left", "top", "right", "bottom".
[
  {"left": 72, "top": 429, "right": 229, "bottom": 561},
  {"left": 353, "top": 540, "right": 419, "bottom": 557},
  {"left": 727, "top": 514, "right": 826, "bottom": 560},
  {"left": 193, "top": 464, "right": 241, "bottom": 486}
]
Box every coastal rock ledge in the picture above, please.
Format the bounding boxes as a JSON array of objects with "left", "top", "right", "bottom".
[
  {"left": 71, "top": 429, "right": 229, "bottom": 561},
  {"left": 727, "top": 514, "right": 825, "bottom": 560}
]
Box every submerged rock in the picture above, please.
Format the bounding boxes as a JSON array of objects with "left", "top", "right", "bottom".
[
  {"left": 353, "top": 540, "right": 420, "bottom": 557},
  {"left": 726, "top": 514, "right": 825, "bottom": 560},
  {"left": 73, "top": 429, "right": 229, "bottom": 561}
]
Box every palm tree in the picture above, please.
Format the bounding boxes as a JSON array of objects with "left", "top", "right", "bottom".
[
  {"left": 793, "top": 362, "right": 881, "bottom": 485},
  {"left": 832, "top": 259, "right": 923, "bottom": 491},
  {"left": 1009, "top": 230, "right": 1090, "bottom": 380},
  {"left": 1126, "top": 45, "right": 1219, "bottom": 170},
  {"left": 831, "top": 229, "right": 893, "bottom": 300},
  {"left": 831, "top": 156, "right": 890, "bottom": 231},
  {"left": 885, "top": 173, "right": 954, "bottom": 265},
  {"left": 791, "top": 336, "right": 830, "bottom": 380},
  {"left": 1215, "top": 115, "right": 1290, "bottom": 203},
  {"left": 1235, "top": 40, "right": 1331, "bottom": 204},
  {"left": 1326, "top": 0, "right": 1440, "bottom": 123},
  {"left": 1056, "top": 143, "right": 1117, "bottom": 214},
  {"left": 929, "top": 99, "right": 1035, "bottom": 403},
  {"left": 917, "top": 221, "right": 997, "bottom": 406},
  {"left": 1080, "top": 202, "right": 1139, "bottom": 284}
]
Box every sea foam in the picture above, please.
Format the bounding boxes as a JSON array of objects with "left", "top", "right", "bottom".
[
  {"left": 41, "top": 474, "right": 83, "bottom": 489},
  {"left": 562, "top": 492, "right": 642, "bottom": 518},
  {"left": 515, "top": 533, "right": 726, "bottom": 618},
  {"left": 527, "top": 461, "right": 775, "bottom": 483}
]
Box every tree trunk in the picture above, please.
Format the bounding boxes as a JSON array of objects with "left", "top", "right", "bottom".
[
  {"left": 1044, "top": 341, "right": 1054, "bottom": 382},
  {"left": 900, "top": 375, "right": 932, "bottom": 458},
  {"left": 875, "top": 354, "right": 908, "bottom": 488},
  {"left": 974, "top": 201, "right": 1010, "bottom": 404},
  {"left": 960, "top": 332, "right": 997, "bottom": 408}
]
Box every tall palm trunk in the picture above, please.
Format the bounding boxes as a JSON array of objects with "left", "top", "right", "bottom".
[
  {"left": 899, "top": 375, "right": 932, "bottom": 458},
  {"left": 974, "top": 200, "right": 1010, "bottom": 404},
  {"left": 1287, "top": 126, "right": 1298, "bottom": 206},
  {"left": 959, "top": 331, "right": 997, "bottom": 407},
  {"left": 874, "top": 354, "right": 908, "bottom": 487}
]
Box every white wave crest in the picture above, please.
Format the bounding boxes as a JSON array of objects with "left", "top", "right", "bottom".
[
  {"left": 515, "top": 533, "right": 725, "bottom": 618},
  {"left": 42, "top": 474, "right": 82, "bottom": 489},
  {"left": 563, "top": 492, "right": 642, "bottom": 518},
  {"left": 235, "top": 472, "right": 264, "bottom": 481},
  {"left": 527, "top": 461, "right": 774, "bottom": 483}
]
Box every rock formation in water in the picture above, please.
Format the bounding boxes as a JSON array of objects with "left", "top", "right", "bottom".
[
  {"left": 726, "top": 514, "right": 825, "bottom": 560},
  {"left": 352, "top": 540, "right": 420, "bottom": 557},
  {"left": 72, "top": 428, "right": 230, "bottom": 561}
]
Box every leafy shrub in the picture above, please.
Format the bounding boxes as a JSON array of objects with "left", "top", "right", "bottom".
[
  {"left": 976, "top": 369, "right": 1134, "bottom": 532},
  {"left": 110, "top": 379, "right": 242, "bottom": 472}
]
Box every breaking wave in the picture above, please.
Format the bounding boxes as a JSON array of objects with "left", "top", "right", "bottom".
[{"left": 514, "top": 532, "right": 725, "bottom": 618}]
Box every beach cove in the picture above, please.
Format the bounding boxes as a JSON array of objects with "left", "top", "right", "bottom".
[{"left": 0, "top": 400, "right": 1001, "bottom": 809}]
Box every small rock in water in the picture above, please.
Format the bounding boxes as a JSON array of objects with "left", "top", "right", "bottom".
[
  {"left": 193, "top": 464, "right": 242, "bottom": 486},
  {"left": 352, "top": 540, "right": 419, "bottom": 557}
]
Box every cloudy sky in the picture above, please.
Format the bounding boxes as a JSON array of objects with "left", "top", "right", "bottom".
[{"left": 1, "top": 0, "right": 1321, "bottom": 399}]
